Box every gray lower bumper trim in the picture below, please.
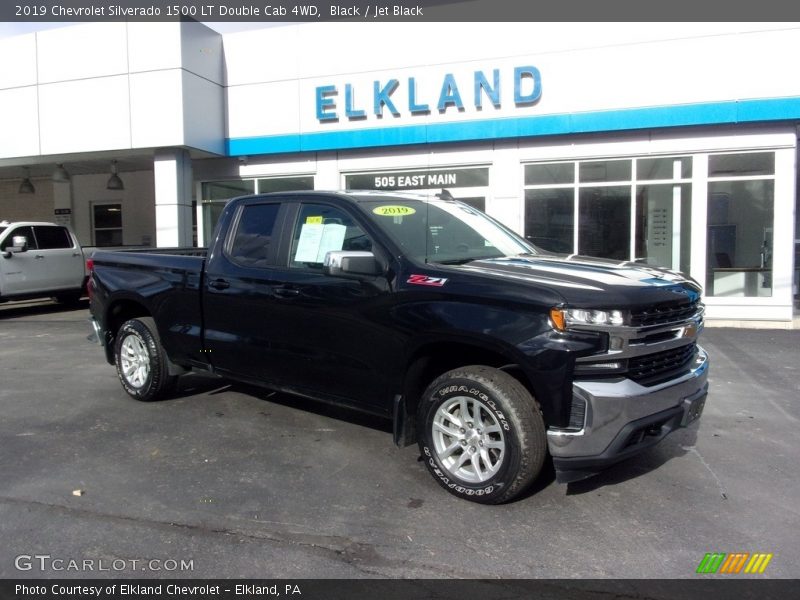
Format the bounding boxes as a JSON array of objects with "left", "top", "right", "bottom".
[{"left": 547, "top": 346, "right": 709, "bottom": 458}]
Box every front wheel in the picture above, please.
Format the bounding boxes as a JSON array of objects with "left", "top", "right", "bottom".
[
  {"left": 418, "top": 366, "right": 547, "bottom": 504},
  {"left": 114, "top": 317, "right": 176, "bottom": 402}
]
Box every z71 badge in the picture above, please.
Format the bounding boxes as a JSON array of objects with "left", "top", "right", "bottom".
[{"left": 407, "top": 274, "right": 448, "bottom": 287}]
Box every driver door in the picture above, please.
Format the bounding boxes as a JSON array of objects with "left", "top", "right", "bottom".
[
  {"left": 261, "top": 201, "right": 400, "bottom": 411},
  {"left": 0, "top": 226, "right": 48, "bottom": 295}
]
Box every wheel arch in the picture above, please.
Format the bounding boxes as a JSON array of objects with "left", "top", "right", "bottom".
[
  {"left": 394, "top": 339, "right": 543, "bottom": 447},
  {"left": 102, "top": 297, "right": 153, "bottom": 364}
]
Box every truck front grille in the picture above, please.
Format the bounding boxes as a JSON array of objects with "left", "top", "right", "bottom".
[
  {"left": 630, "top": 300, "right": 699, "bottom": 327},
  {"left": 628, "top": 342, "right": 697, "bottom": 386}
]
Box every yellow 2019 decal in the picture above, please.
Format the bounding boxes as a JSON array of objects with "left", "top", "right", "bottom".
[
  {"left": 306, "top": 216, "right": 324, "bottom": 224},
  {"left": 372, "top": 205, "right": 416, "bottom": 216}
]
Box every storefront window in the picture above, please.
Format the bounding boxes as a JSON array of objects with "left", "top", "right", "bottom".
[
  {"left": 202, "top": 180, "right": 255, "bottom": 201},
  {"left": 524, "top": 157, "right": 692, "bottom": 268},
  {"left": 200, "top": 176, "right": 313, "bottom": 246},
  {"left": 637, "top": 156, "right": 692, "bottom": 180},
  {"left": 93, "top": 203, "right": 123, "bottom": 247},
  {"left": 578, "top": 186, "right": 630, "bottom": 260},
  {"left": 257, "top": 177, "right": 314, "bottom": 194},
  {"left": 524, "top": 163, "right": 574, "bottom": 186},
  {"left": 524, "top": 188, "right": 573, "bottom": 253},
  {"left": 709, "top": 152, "right": 774, "bottom": 177},
  {"left": 579, "top": 159, "right": 631, "bottom": 183},
  {"left": 706, "top": 155, "right": 775, "bottom": 297},
  {"left": 201, "top": 180, "right": 256, "bottom": 245}
]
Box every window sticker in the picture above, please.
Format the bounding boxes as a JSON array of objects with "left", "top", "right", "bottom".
[
  {"left": 295, "top": 223, "right": 347, "bottom": 263},
  {"left": 372, "top": 205, "right": 416, "bottom": 216},
  {"left": 306, "top": 216, "right": 324, "bottom": 224}
]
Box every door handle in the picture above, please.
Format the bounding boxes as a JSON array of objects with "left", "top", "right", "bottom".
[
  {"left": 273, "top": 286, "right": 300, "bottom": 298},
  {"left": 34, "top": 254, "right": 45, "bottom": 259},
  {"left": 209, "top": 278, "right": 230, "bottom": 290}
]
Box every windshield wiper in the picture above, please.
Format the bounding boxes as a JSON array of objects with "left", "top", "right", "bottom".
[{"left": 436, "top": 256, "right": 498, "bottom": 265}]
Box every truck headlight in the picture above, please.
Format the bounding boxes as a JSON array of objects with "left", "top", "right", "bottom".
[{"left": 550, "top": 307, "right": 625, "bottom": 331}]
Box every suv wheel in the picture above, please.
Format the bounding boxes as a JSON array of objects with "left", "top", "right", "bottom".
[{"left": 418, "top": 365, "right": 546, "bottom": 504}]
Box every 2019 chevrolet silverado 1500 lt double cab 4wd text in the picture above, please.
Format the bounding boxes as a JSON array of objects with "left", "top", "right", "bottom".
[
  {"left": 88, "top": 191, "right": 708, "bottom": 504},
  {"left": 1, "top": 221, "right": 87, "bottom": 304}
]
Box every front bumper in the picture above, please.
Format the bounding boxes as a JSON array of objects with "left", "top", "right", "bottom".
[{"left": 548, "top": 346, "right": 708, "bottom": 483}]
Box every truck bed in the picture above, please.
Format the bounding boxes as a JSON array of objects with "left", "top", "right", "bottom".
[{"left": 89, "top": 248, "right": 207, "bottom": 367}]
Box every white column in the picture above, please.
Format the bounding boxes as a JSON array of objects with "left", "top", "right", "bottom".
[
  {"left": 690, "top": 154, "right": 709, "bottom": 293},
  {"left": 487, "top": 141, "right": 522, "bottom": 234},
  {"left": 671, "top": 159, "right": 683, "bottom": 271},
  {"left": 52, "top": 181, "right": 73, "bottom": 229},
  {"left": 315, "top": 152, "right": 339, "bottom": 189},
  {"left": 772, "top": 147, "right": 796, "bottom": 317},
  {"left": 154, "top": 148, "right": 193, "bottom": 247}
]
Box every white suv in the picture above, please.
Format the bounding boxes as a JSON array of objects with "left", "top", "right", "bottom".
[{"left": 0, "top": 221, "right": 87, "bottom": 304}]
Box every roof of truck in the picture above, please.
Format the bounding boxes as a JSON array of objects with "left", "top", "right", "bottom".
[{"left": 0, "top": 220, "right": 66, "bottom": 227}]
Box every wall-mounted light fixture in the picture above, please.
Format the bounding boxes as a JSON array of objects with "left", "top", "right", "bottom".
[
  {"left": 18, "top": 168, "right": 35, "bottom": 194},
  {"left": 106, "top": 160, "right": 124, "bottom": 191},
  {"left": 52, "top": 164, "right": 71, "bottom": 183}
]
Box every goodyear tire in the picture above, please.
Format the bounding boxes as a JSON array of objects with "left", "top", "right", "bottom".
[
  {"left": 114, "top": 317, "right": 176, "bottom": 402},
  {"left": 418, "top": 365, "right": 546, "bottom": 504}
]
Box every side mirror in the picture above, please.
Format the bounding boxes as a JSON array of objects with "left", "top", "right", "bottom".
[
  {"left": 3, "top": 236, "right": 28, "bottom": 257},
  {"left": 11, "top": 236, "right": 28, "bottom": 252},
  {"left": 323, "top": 251, "right": 381, "bottom": 278}
]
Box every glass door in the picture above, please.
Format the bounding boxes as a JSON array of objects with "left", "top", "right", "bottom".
[{"left": 635, "top": 183, "right": 692, "bottom": 272}]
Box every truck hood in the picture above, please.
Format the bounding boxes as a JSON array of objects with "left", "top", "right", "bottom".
[{"left": 455, "top": 254, "right": 702, "bottom": 308}]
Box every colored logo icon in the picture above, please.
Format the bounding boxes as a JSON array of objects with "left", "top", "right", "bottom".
[{"left": 696, "top": 552, "right": 773, "bottom": 574}]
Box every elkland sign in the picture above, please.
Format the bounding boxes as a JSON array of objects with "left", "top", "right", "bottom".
[
  {"left": 227, "top": 65, "right": 545, "bottom": 155},
  {"left": 315, "top": 66, "right": 543, "bottom": 122}
]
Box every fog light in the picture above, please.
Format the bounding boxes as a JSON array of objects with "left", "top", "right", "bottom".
[{"left": 575, "top": 361, "right": 623, "bottom": 372}]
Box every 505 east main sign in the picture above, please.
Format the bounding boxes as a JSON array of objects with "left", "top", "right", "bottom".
[{"left": 315, "top": 66, "right": 542, "bottom": 122}]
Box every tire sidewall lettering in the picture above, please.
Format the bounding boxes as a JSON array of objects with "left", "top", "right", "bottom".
[
  {"left": 423, "top": 446, "right": 498, "bottom": 496},
  {"left": 422, "top": 446, "right": 496, "bottom": 498},
  {"left": 434, "top": 383, "right": 511, "bottom": 432}
]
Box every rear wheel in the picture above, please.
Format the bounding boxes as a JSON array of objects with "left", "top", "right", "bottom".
[
  {"left": 114, "top": 317, "right": 176, "bottom": 402},
  {"left": 418, "top": 365, "right": 546, "bottom": 504}
]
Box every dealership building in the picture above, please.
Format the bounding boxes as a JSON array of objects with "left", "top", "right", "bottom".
[{"left": 0, "top": 22, "right": 798, "bottom": 325}]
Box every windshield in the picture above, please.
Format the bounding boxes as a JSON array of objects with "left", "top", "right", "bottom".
[
  {"left": 0, "top": 227, "right": 6, "bottom": 236},
  {"left": 357, "top": 197, "right": 535, "bottom": 264}
]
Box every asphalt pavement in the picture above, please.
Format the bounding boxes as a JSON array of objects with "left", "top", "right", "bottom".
[{"left": 0, "top": 299, "right": 798, "bottom": 579}]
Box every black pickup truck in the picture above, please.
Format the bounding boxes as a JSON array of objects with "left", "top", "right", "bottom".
[{"left": 88, "top": 191, "right": 708, "bottom": 504}]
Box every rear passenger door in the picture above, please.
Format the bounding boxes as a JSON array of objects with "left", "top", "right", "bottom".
[
  {"left": 32, "top": 225, "right": 83, "bottom": 290},
  {"left": 202, "top": 198, "right": 290, "bottom": 382}
]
